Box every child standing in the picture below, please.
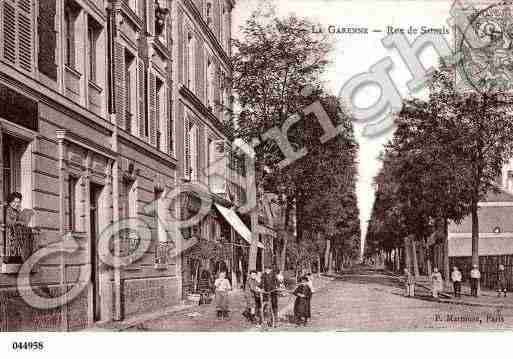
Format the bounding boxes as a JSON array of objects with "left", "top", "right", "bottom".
[
  {"left": 403, "top": 268, "right": 415, "bottom": 297},
  {"left": 214, "top": 271, "right": 232, "bottom": 320},
  {"left": 431, "top": 268, "right": 443, "bottom": 298},
  {"left": 293, "top": 276, "right": 312, "bottom": 326}
]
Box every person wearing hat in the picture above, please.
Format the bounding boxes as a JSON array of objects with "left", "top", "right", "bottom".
[
  {"left": 470, "top": 264, "right": 481, "bottom": 297},
  {"left": 497, "top": 264, "right": 507, "bottom": 297},
  {"left": 261, "top": 265, "right": 279, "bottom": 318},
  {"left": 451, "top": 266, "right": 462, "bottom": 298},
  {"left": 293, "top": 276, "right": 312, "bottom": 326}
]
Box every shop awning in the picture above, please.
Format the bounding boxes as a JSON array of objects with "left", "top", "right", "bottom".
[{"left": 214, "top": 204, "right": 264, "bottom": 248}]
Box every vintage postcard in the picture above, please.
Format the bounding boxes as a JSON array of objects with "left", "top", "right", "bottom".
[{"left": 1, "top": 0, "right": 513, "bottom": 347}]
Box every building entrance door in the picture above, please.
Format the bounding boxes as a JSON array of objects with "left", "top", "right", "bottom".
[{"left": 90, "top": 183, "right": 104, "bottom": 322}]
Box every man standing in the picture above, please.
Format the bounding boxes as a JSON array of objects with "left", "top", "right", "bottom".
[
  {"left": 261, "top": 265, "right": 279, "bottom": 318},
  {"left": 451, "top": 266, "right": 462, "bottom": 298},
  {"left": 497, "top": 264, "right": 507, "bottom": 297},
  {"left": 470, "top": 264, "right": 481, "bottom": 297},
  {"left": 243, "top": 270, "right": 262, "bottom": 323},
  {"left": 403, "top": 268, "right": 415, "bottom": 297}
]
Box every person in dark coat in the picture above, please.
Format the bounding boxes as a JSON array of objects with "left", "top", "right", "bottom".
[
  {"left": 197, "top": 269, "right": 213, "bottom": 305},
  {"left": 497, "top": 264, "right": 507, "bottom": 297},
  {"left": 261, "top": 265, "right": 279, "bottom": 317},
  {"left": 293, "top": 276, "right": 312, "bottom": 326}
]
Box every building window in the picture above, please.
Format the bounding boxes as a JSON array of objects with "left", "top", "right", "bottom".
[
  {"left": 68, "top": 175, "right": 78, "bottom": 231},
  {"left": 125, "top": 50, "right": 136, "bottom": 134},
  {"left": 155, "top": 77, "right": 165, "bottom": 151},
  {"left": 154, "top": 0, "right": 169, "bottom": 39},
  {"left": 64, "top": 2, "right": 78, "bottom": 69},
  {"left": 144, "top": 68, "right": 149, "bottom": 137},
  {"left": 206, "top": 59, "right": 214, "bottom": 109},
  {"left": 190, "top": 123, "right": 198, "bottom": 181},
  {"left": 87, "top": 16, "right": 100, "bottom": 83},
  {"left": 184, "top": 119, "right": 198, "bottom": 181},
  {"left": 186, "top": 33, "right": 195, "bottom": 92},
  {"left": 154, "top": 188, "right": 166, "bottom": 243},
  {"left": 220, "top": 2, "right": 225, "bottom": 45},
  {"left": 206, "top": 2, "right": 212, "bottom": 26},
  {"left": 168, "top": 101, "right": 174, "bottom": 155},
  {"left": 127, "top": 0, "right": 137, "bottom": 12},
  {"left": 209, "top": 217, "right": 216, "bottom": 240}
]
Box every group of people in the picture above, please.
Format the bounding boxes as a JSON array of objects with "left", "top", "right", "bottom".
[
  {"left": 451, "top": 264, "right": 507, "bottom": 298},
  {"left": 404, "top": 264, "right": 509, "bottom": 298},
  {"left": 243, "top": 266, "right": 315, "bottom": 326}
]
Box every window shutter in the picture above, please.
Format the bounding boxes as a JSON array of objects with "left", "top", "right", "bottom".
[
  {"left": 213, "top": 0, "right": 220, "bottom": 39},
  {"left": 3, "top": 0, "right": 33, "bottom": 72},
  {"left": 3, "top": 2, "right": 17, "bottom": 64},
  {"left": 138, "top": 60, "right": 146, "bottom": 137},
  {"left": 195, "top": 38, "right": 201, "bottom": 95},
  {"left": 190, "top": 123, "right": 198, "bottom": 181},
  {"left": 184, "top": 117, "right": 190, "bottom": 179},
  {"left": 37, "top": 0, "right": 57, "bottom": 79},
  {"left": 114, "top": 42, "right": 125, "bottom": 130},
  {"left": 147, "top": 0, "right": 155, "bottom": 36},
  {"left": 125, "top": 66, "right": 131, "bottom": 133},
  {"left": 168, "top": 91, "right": 173, "bottom": 155},
  {"left": 3, "top": 0, "right": 34, "bottom": 72},
  {"left": 149, "top": 72, "right": 156, "bottom": 145},
  {"left": 156, "top": 83, "right": 164, "bottom": 151},
  {"left": 17, "top": 4, "right": 32, "bottom": 72}
]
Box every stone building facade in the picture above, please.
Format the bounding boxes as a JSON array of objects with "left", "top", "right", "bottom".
[{"left": 0, "top": 0, "right": 246, "bottom": 331}]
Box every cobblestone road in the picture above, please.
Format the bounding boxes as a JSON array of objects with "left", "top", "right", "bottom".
[{"left": 127, "top": 272, "right": 513, "bottom": 331}]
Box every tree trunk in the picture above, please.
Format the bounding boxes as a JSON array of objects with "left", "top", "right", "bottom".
[
  {"left": 443, "top": 218, "right": 450, "bottom": 281},
  {"left": 404, "top": 237, "right": 412, "bottom": 273},
  {"left": 248, "top": 210, "right": 259, "bottom": 271},
  {"left": 412, "top": 238, "right": 420, "bottom": 277},
  {"left": 279, "top": 197, "right": 293, "bottom": 272},
  {"left": 471, "top": 198, "right": 479, "bottom": 267},
  {"left": 194, "top": 261, "right": 200, "bottom": 292},
  {"left": 279, "top": 233, "right": 288, "bottom": 272},
  {"left": 324, "top": 239, "right": 331, "bottom": 273},
  {"left": 471, "top": 195, "right": 480, "bottom": 295}
]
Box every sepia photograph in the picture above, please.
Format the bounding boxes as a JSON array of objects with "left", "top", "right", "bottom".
[{"left": 1, "top": 0, "right": 513, "bottom": 355}]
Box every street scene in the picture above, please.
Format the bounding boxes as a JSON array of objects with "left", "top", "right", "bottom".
[
  {"left": 116, "top": 266, "right": 513, "bottom": 331},
  {"left": 2, "top": 0, "right": 513, "bottom": 336}
]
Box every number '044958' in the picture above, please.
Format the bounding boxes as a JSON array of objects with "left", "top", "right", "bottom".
[{"left": 12, "top": 341, "right": 44, "bottom": 350}]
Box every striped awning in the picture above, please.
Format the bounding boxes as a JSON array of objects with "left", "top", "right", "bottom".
[{"left": 214, "top": 204, "right": 264, "bottom": 248}]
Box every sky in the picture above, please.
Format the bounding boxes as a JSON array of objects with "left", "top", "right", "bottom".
[{"left": 232, "top": 0, "right": 453, "bottom": 253}]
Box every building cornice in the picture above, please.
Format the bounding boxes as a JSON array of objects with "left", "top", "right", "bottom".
[
  {"left": 449, "top": 232, "right": 513, "bottom": 239},
  {"left": 56, "top": 129, "right": 117, "bottom": 160},
  {"left": 179, "top": 84, "right": 228, "bottom": 138},
  {"left": 181, "top": 0, "right": 233, "bottom": 71},
  {"left": 0, "top": 63, "right": 114, "bottom": 136},
  {"left": 117, "top": 130, "right": 178, "bottom": 168}
]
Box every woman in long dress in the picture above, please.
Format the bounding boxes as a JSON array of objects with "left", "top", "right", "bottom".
[
  {"left": 431, "top": 268, "right": 444, "bottom": 298},
  {"left": 293, "top": 276, "right": 312, "bottom": 326},
  {"left": 214, "top": 271, "right": 231, "bottom": 319}
]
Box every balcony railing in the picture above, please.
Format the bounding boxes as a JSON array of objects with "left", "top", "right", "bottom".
[{"left": 1, "top": 223, "right": 41, "bottom": 274}]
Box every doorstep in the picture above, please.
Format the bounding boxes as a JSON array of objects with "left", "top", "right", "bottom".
[{"left": 84, "top": 302, "right": 196, "bottom": 332}]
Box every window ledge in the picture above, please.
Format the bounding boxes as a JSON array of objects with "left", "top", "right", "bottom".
[
  {"left": 88, "top": 80, "right": 103, "bottom": 93},
  {"left": 120, "top": 1, "right": 143, "bottom": 31},
  {"left": 65, "top": 65, "right": 82, "bottom": 79}
]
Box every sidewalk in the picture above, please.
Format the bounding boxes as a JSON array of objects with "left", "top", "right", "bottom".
[
  {"left": 436, "top": 284, "right": 513, "bottom": 309},
  {"left": 388, "top": 272, "right": 513, "bottom": 309},
  {"left": 91, "top": 274, "right": 334, "bottom": 331}
]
